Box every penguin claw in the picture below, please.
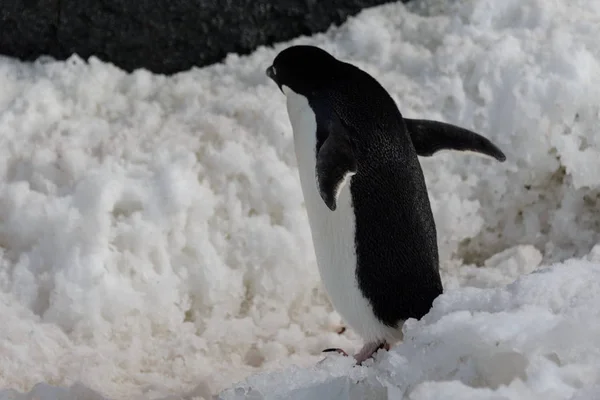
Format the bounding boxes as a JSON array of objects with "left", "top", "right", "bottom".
[
  {"left": 379, "top": 342, "right": 390, "bottom": 351},
  {"left": 322, "top": 348, "right": 349, "bottom": 357}
]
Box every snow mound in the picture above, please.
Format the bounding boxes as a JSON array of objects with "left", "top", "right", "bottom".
[
  {"left": 0, "top": 0, "right": 599, "bottom": 398},
  {"left": 220, "top": 251, "right": 600, "bottom": 399}
]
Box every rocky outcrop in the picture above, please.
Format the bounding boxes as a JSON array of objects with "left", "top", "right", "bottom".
[{"left": 0, "top": 0, "right": 404, "bottom": 74}]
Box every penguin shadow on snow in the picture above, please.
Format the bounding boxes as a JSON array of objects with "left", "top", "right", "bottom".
[{"left": 266, "top": 45, "right": 506, "bottom": 366}]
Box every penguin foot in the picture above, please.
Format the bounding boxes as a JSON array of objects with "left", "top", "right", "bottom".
[
  {"left": 322, "top": 341, "right": 389, "bottom": 365},
  {"left": 353, "top": 341, "right": 389, "bottom": 365}
]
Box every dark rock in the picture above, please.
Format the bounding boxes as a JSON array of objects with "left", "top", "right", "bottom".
[{"left": 0, "top": 0, "right": 406, "bottom": 75}]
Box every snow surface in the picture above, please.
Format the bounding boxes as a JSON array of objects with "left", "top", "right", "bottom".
[{"left": 1, "top": 0, "right": 600, "bottom": 398}]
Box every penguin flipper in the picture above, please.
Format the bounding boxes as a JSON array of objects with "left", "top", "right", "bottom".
[
  {"left": 316, "top": 116, "right": 357, "bottom": 211},
  {"left": 404, "top": 118, "right": 506, "bottom": 162}
]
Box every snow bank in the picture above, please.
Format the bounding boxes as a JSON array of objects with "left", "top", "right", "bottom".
[
  {"left": 220, "top": 248, "right": 600, "bottom": 399},
  {"left": 0, "top": 0, "right": 599, "bottom": 398}
]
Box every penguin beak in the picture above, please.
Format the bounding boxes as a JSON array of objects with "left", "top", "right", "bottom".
[
  {"left": 266, "top": 66, "right": 275, "bottom": 80},
  {"left": 266, "top": 66, "right": 283, "bottom": 93}
]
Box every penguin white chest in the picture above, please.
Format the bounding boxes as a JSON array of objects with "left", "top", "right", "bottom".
[{"left": 282, "top": 86, "right": 395, "bottom": 342}]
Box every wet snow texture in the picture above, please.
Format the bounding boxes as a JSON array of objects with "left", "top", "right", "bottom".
[{"left": 1, "top": 0, "right": 600, "bottom": 399}]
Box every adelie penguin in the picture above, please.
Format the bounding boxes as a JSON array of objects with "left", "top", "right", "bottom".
[{"left": 266, "top": 45, "right": 506, "bottom": 364}]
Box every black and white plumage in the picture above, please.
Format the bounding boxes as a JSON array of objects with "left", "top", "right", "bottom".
[{"left": 266, "top": 45, "right": 506, "bottom": 364}]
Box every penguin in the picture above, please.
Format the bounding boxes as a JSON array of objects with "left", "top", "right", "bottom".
[{"left": 265, "top": 45, "right": 506, "bottom": 364}]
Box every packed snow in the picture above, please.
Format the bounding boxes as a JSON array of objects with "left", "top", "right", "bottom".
[{"left": 0, "top": 0, "right": 599, "bottom": 398}]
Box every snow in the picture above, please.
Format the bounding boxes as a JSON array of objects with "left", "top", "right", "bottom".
[
  {"left": 221, "top": 254, "right": 600, "bottom": 400},
  {"left": 0, "top": 0, "right": 599, "bottom": 399}
]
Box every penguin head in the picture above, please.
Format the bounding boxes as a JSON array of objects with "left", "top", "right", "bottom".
[{"left": 266, "top": 45, "right": 338, "bottom": 96}]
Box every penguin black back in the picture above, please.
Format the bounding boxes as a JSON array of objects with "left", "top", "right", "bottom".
[{"left": 322, "top": 57, "right": 444, "bottom": 325}]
